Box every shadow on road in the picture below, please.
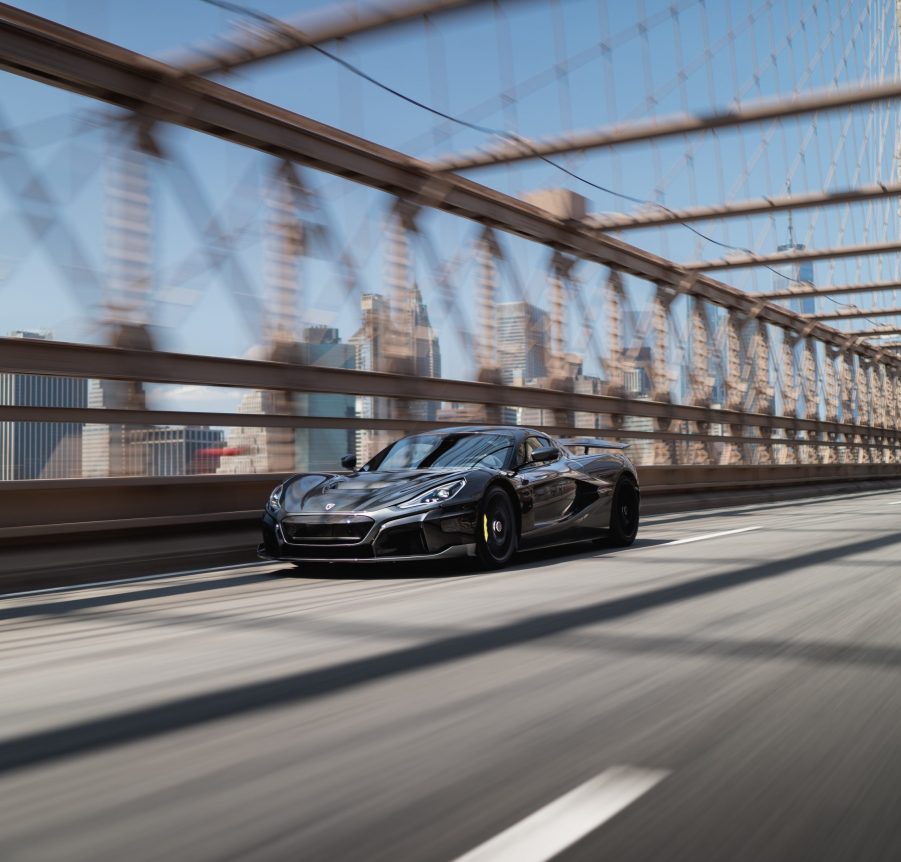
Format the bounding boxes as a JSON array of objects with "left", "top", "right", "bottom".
[
  {"left": 3, "top": 526, "right": 900, "bottom": 775},
  {"left": 283, "top": 536, "right": 672, "bottom": 581},
  {"left": 0, "top": 536, "right": 666, "bottom": 620},
  {"left": 0, "top": 571, "right": 285, "bottom": 622}
]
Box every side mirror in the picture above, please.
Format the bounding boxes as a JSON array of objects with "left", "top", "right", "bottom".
[
  {"left": 340, "top": 453, "right": 357, "bottom": 470},
  {"left": 530, "top": 446, "right": 558, "bottom": 463}
]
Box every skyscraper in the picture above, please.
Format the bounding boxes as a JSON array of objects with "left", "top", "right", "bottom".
[
  {"left": 217, "top": 327, "right": 358, "bottom": 474},
  {"left": 216, "top": 389, "right": 285, "bottom": 474},
  {"left": 496, "top": 301, "right": 548, "bottom": 384},
  {"left": 774, "top": 242, "right": 815, "bottom": 315},
  {"left": 0, "top": 330, "right": 87, "bottom": 480},
  {"left": 294, "top": 326, "right": 356, "bottom": 472},
  {"left": 126, "top": 426, "right": 225, "bottom": 475},
  {"left": 82, "top": 379, "right": 143, "bottom": 477},
  {"left": 350, "top": 288, "right": 441, "bottom": 463}
]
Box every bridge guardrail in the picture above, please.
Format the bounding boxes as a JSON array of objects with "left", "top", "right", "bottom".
[{"left": 4, "top": 464, "right": 900, "bottom": 543}]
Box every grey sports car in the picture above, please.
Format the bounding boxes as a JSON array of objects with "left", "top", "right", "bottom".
[{"left": 259, "top": 425, "right": 639, "bottom": 569}]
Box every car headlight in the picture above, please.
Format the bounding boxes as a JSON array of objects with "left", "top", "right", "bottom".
[
  {"left": 397, "top": 479, "right": 466, "bottom": 509},
  {"left": 266, "top": 484, "right": 283, "bottom": 514}
]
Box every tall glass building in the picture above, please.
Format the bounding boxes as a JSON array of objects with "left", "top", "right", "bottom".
[
  {"left": 0, "top": 331, "right": 88, "bottom": 480},
  {"left": 496, "top": 301, "right": 548, "bottom": 384},
  {"left": 774, "top": 243, "right": 815, "bottom": 315}
]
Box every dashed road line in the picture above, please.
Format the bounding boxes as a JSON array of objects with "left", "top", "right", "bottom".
[
  {"left": 452, "top": 766, "right": 669, "bottom": 862},
  {"left": 664, "top": 525, "right": 762, "bottom": 546}
]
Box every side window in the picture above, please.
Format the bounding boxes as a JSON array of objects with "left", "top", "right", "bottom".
[{"left": 521, "top": 435, "right": 556, "bottom": 465}]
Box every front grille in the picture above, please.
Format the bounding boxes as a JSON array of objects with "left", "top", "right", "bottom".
[
  {"left": 374, "top": 524, "right": 428, "bottom": 557},
  {"left": 285, "top": 545, "right": 376, "bottom": 560},
  {"left": 281, "top": 515, "right": 373, "bottom": 544}
]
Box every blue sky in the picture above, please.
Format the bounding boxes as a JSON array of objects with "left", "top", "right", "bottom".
[{"left": 1, "top": 0, "right": 898, "bottom": 410}]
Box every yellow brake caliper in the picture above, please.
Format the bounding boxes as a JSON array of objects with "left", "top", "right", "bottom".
[{"left": 483, "top": 514, "right": 489, "bottom": 542}]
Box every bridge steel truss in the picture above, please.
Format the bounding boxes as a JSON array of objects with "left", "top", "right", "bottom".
[
  {"left": 429, "top": 78, "right": 901, "bottom": 172},
  {"left": 2, "top": 5, "right": 901, "bottom": 470},
  {"left": 588, "top": 183, "right": 901, "bottom": 232}
]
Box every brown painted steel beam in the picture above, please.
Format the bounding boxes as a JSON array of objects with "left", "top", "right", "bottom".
[
  {"left": 169, "top": 0, "right": 491, "bottom": 77},
  {"left": 806, "top": 307, "right": 901, "bottom": 321},
  {"left": 1, "top": 404, "right": 881, "bottom": 447},
  {"left": 429, "top": 80, "right": 901, "bottom": 171},
  {"left": 847, "top": 327, "right": 901, "bottom": 338},
  {"left": 683, "top": 240, "right": 901, "bottom": 272},
  {"left": 587, "top": 183, "right": 901, "bottom": 231},
  {"left": 751, "top": 281, "right": 901, "bottom": 300},
  {"left": 2, "top": 6, "right": 900, "bottom": 368},
  {"left": 0, "top": 405, "right": 438, "bottom": 433},
  {"left": 1, "top": 337, "right": 899, "bottom": 438}
]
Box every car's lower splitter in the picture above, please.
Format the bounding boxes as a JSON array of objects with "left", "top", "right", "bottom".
[{"left": 257, "top": 543, "right": 475, "bottom": 564}]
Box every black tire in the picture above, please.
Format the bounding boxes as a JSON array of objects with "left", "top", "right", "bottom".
[
  {"left": 608, "top": 477, "right": 640, "bottom": 547},
  {"left": 475, "top": 486, "right": 518, "bottom": 569}
]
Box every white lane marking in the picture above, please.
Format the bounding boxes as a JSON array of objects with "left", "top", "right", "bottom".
[
  {"left": 888, "top": 501, "right": 901, "bottom": 505},
  {"left": 452, "top": 766, "right": 668, "bottom": 862},
  {"left": 1, "top": 561, "right": 286, "bottom": 600},
  {"left": 642, "top": 485, "right": 901, "bottom": 524},
  {"left": 664, "top": 525, "right": 762, "bottom": 546}
]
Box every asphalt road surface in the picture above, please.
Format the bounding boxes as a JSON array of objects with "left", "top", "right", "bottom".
[{"left": 3, "top": 488, "right": 901, "bottom": 861}]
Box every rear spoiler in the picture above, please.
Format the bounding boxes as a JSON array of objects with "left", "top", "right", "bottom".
[{"left": 560, "top": 437, "right": 630, "bottom": 452}]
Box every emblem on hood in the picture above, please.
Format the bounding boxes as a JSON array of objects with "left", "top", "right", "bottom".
[{"left": 325, "top": 502, "right": 336, "bottom": 511}]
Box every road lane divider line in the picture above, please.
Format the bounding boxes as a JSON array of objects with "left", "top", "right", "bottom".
[
  {"left": 451, "top": 766, "right": 669, "bottom": 862},
  {"left": 887, "top": 501, "right": 901, "bottom": 505},
  {"left": 664, "top": 525, "right": 762, "bottom": 546}
]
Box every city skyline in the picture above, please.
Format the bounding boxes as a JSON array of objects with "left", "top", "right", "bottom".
[
  {"left": 0, "top": 330, "right": 86, "bottom": 480},
  {"left": 1, "top": 276, "right": 671, "bottom": 477}
]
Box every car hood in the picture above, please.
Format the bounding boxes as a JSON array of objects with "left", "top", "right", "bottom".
[{"left": 280, "top": 469, "right": 473, "bottom": 514}]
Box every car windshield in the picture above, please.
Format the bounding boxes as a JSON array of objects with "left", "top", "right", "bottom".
[{"left": 366, "top": 433, "right": 514, "bottom": 471}]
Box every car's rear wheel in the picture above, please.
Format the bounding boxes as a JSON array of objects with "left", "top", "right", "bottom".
[
  {"left": 608, "top": 477, "right": 639, "bottom": 546},
  {"left": 475, "top": 487, "right": 518, "bottom": 569}
]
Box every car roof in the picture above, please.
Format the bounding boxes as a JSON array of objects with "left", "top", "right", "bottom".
[
  {"left": 404, "top": 426, "right": 557, "bottom": 442},
  {"left": 418, "top": 425, "right": 539, "bottom": 437}
]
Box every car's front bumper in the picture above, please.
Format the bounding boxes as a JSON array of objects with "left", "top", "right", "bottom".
[{"left": 259, "top": 503, "right": 479, "bottom": 564}]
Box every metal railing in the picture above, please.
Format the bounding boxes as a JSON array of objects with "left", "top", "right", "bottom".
[{"left": 2, "top": 336, "right": 901, "bottom": 479}]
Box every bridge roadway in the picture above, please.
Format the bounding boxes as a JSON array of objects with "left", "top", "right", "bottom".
[{"left": 2, "top": 488, "right": 901, "bottom": 861}]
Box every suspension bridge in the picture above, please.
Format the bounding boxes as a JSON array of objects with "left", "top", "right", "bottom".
[{"left": 2, "top": 1, "right": 901, "bottom": 859}]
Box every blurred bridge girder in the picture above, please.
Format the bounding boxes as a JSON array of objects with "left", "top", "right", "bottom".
[
  {"left": 685, "top": 296, "right": 716, "bottom": 465},
  {"left": 4, "top": 2, "right": 901, "bottom": 371},
  {"left": 0, "top": 104, "right": 105, "bottom": 307},
  {"left": 849, "top": 327, "right": 901, "bottom": 339},
  {"left": 753, "top": 281, "right": 901, "bottom": 301},
  {"left": 159, "top": 146, "right": 264, "bottom": 337},
  {"left": 0, "top": 9, "right": 788, "bottom": 292},
  {"left": 805, "top": 307, "right": 901, "bottom": 321},
  {"left": 476, "top": 226, "right": 500, "bottom": 378},
  {"left": 474, "top": 227, "right": 505, "bottom": 423},
  {"left": 428, "top": 79, "right": 901, "bottom": 171},
  {"left": 602, "top": 270, "right": 626, "bottom": 400},
  {"left": 168, "top": 0, "right": 496, "bottom": 78},
  {"left": 683, "top": 240, "right": 901, "bottom": 272},
  {"left": 264, "top": 160, "right": 309, "bottom": 349},
  {"left": 586, "top": 182, "right": 901, "bottom": 232},
  {"left": 3, "top": 335, "right": 899, "bottom": 447},
  {"left": 5, "top": 402, "right": 886, "bottom": 456}
]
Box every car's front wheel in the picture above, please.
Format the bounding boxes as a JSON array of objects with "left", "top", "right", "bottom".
[
  {"left": 475, "top": 486, "right": 518, "bottom": 569},
  {"left": 608, "top": 477, "right": 639, "bottom": 546}
]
